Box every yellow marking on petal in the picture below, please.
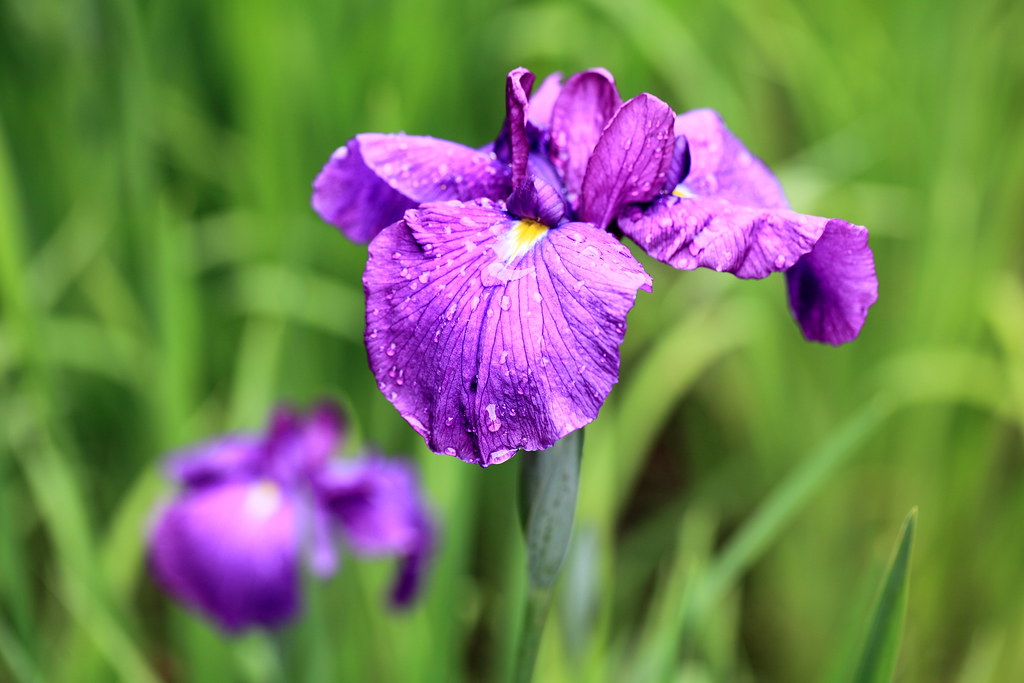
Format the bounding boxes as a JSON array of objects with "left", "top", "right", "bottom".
[
  {"left": 672, "top": 185, "right": 695, "bottom": 198},
  {"left": 500, "top": 219, "right": 549, "bottom": 261}
]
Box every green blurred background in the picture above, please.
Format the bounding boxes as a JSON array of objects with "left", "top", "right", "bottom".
[{"left": 1, "top": 0, "right": 1022, "bottom": 680}]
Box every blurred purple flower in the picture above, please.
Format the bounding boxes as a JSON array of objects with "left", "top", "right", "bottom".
[
  {"left": 148, "top": 403, "right": 435, "bottom": 633},
  {"left": 312, "top": 67, "right": 877, "bottom": 466}
]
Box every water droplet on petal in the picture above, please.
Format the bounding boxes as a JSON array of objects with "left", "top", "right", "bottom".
[
  {"left": 485, "top": 403, "right": 502, "bottom": 432},
  {"left": 386, "top": 343, "right": 397, "bottom": 357}
]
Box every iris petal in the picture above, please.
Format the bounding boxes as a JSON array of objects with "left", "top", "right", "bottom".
[
  {"left": 579, "top": 93, "right": 677, "bottom": 230},
  {"left": 312, "top": 134, "right": 511, "bottom": 243},
  {"left": 549, "top": 69, "right": 622, "bottom": 207},
  {"left": 364, "top": 200, "right": 651, "bottom": 466},
  {"left": 673, "top": 108, "right": 788, "bottom": 209},
  {"left": 786, "top": 220, "right": 878, "bottom": 345},
  {"left": 148, "top": 482, "right": 300, "bottom": 632},
  {"left": 618, "top": 195, "right": 826, "bottom": 278},
  {"left": 166, "top": 435, "right": 263, "bottom": 490},
  {"left": 316, "top": 457, "right": 436, "bottom": 607}
]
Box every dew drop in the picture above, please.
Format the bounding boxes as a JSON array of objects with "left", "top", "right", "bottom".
[
  {"left": 485, "top": 403, "right": 502, "bottom": 432},
  {"left": 386, "top": 343, "right": 397, "bottom": 357}
]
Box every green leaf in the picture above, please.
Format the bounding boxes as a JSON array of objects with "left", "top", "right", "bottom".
[{"left": 852, "top": 508, "right": 917, "bottom": 683}]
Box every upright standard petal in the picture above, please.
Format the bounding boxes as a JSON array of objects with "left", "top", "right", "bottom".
[
  {"left": 263, "top": 402, "right": 345, "bottom": 483},
  {"left": 672, "top": 108, "right": 788, "bottom": 209},
  {"left": 549, "top": 69, "right": 622, "bottom": 206},
  {"left": 501, "top": 67, "right": 535, "bottom": 185},
  {"left": 785, "top": 220, "right": 878, "bottom": 345},
  {"left": 578, "top": 93, "right": 676, "bottom": 230},
  {"left": 313, "top": 134, "right": 511, "bottom": 243},
  {"left": 364, "top": 199, "right": 651, "bottom": 466},
  {"left": 527, "top": 72, "right": 563, "bottom": 130},
  {"left": 618, "top": 196, "right": 826, "bottom": 278},
  {"left": 148, "top": 481, "right": 300, "bottom": 632}
]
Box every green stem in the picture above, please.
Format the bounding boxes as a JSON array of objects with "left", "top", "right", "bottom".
[
  {"left": 514, "top": 430, "right": 583, "bottom": 683},
  {"left": 513, "top": 586, "right": 554, "bottom": 683}
]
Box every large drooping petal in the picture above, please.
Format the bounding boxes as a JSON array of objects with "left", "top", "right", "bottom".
[
  {"left": 312, "top": 134, "right": 511, "bottom": 243},
  {"left": 579, "top": 93, "right": 676, "bottom": 230},
  {"left": 148, "top": 481, "right": 300, "bottom": 632},
  {"left": 549, "top": 69, "right": 622, "bottom": 207},
  {"left": 618, "top": 195, "right": 826, "bottom": 278},
  {"left": 785, "top": 220, "right": 878, "bottom": 345},
  {"left": 673, "top": 108, "right": 788, "bottom": 209},
  {"left": 363, "top": 199, "right": 651, "bottom": 466},
  {"left": 316, "top": 456, "right": 435, "bottom": 606}
]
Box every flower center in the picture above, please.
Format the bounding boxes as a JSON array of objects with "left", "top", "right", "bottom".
[
  {"left": 501, "top": 218, "right": 549, "bottom": 261},
  {"left": 244, "top": 480, "right": 283, "bottom": 520}
]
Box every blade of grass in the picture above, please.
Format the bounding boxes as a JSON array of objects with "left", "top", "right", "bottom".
[
  {"left": 687, "top": 395, "right": 895, "bottom": 627},
  {"left": 851, "top": 509, "right": 917, "bottom": 683}
]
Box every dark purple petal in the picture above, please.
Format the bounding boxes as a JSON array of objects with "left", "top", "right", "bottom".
[
  {"left": 263, "top": 402, "right": 345, "bottom": 484},
  {"left": 619, "top": 195, "right": 826, "bottom": 278},
  {"left": 317, "top": 457, "right": 426, "bottom": 554},
  {"left": 389, "top": 512, "right": 435, "bottom": 608},
  {"left": 312, "top": 134, "right": 511, "bottom": 243},
  {"left": 527, "top": 72, "right": 563, "bottom": 129},
  {"left": 785, "top": 220, "right": 878, "bottom": 345},
  {"left": 674, "top": 109, "right": 788, "bottom": 209},
  {"left": 363, "top": 199, "right": 651, "bottom": 466},
  {"left": 166, "top": 435, "right": 263, "bottom": 490},
  {"left": 579, "top": 93, "right": 676, "bottom": 230},
  {"left": 316, "top": 457, "right": 436, "bottom": 606},
  {"left": 506, "top": 177, "right": 566, "bottom": 226},
  {"left": 148, "top": 481, "right": 301, "bottom": 632},
  {"left": 549, "top": 69, "right": 622, "bottom": 207},
  {"left": 504, "top": 68, "right": 535, "bottom": 186},
  {"left": 664, "top": 136, "right": 690, "bottom": 192}
]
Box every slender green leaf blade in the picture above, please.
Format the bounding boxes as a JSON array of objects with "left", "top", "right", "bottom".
[{"left": 853, "top": 508, "right": 918, "bottom": 683}]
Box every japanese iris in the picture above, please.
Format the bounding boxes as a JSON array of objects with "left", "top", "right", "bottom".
[
  {"left": 312, "top": 68, "right": 877, "bottom": 467},
  {"left": 147, "top": 403, "right": 435, "bottom": 632}
]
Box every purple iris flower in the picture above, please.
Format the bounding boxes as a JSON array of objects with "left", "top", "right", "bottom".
[
  {"left": 312, "top": 68, "right": 877, "bottom": 466},
  {"left": 148, "top": 403, "right": 435, "bottom": 632}
]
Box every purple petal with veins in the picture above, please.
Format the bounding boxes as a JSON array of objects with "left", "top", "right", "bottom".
[
  {"left": 579, "top": 93, "right": 676, "bottom": 230},
  {"left": 786, "top": 220, "right": 878, "bottom": 345},
  {"left": 313, "top": 134, "right": 511, "bottom": 243},
  {"left": 363, "top": 199, "right": 651, "bottom": 466},
  {"left": 618, "top": 195, "right": 826, "bottom": 278},
  {"left": 507, "top": 177, "right": 566, "bottom": 226},
  {"left": 503, "top": 67, "right": 535, "bottom": 185},
  {"left": 549, "top": 69, "right": 622, "bottom": 207}
]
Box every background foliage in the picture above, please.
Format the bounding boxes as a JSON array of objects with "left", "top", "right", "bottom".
[{"left": 1, "top": 0, "right": 1022, "bottom": 680}]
